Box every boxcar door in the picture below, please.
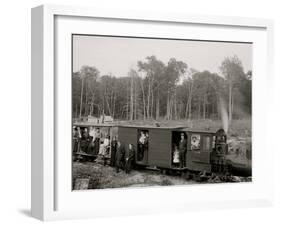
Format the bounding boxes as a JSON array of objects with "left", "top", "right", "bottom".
[{"left": 148, "top": 129, "right": 171, "bottom": 168}]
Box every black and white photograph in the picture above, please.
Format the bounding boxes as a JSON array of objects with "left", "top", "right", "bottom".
[{"left": 71, "top": 34, "right": 252, "bottom": 190}]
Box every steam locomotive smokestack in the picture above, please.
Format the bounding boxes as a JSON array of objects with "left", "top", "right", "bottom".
[{"left": 219, "top": 97, "right": 229, "bottom": 134}]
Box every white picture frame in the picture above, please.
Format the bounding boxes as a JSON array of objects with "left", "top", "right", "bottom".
[{"left": 31, "top": 4, "right": 274, "bottom": 221}]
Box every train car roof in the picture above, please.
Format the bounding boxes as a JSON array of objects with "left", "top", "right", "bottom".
[
  {"left": 73, "top": 122, "right": 218, "bottom": 134},
  {"left": 116, "top": 125, "right": 186, "bottom": 130},
  {"left": 176, "top": 127, "right": 217, "bottom": 134},
  {"left": 73, "top": 122, "right": 116, "bottom": 127}
]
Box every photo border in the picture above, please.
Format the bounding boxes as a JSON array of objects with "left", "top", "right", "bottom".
[{"left": 31, "top": 4, "right": 274, "bottom": 221}]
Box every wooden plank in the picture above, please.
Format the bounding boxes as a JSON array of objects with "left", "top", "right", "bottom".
[{"left": 74, "top": 178, "right": 90, "bottom": 190}]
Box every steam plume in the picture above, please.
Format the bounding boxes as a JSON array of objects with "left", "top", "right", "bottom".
[{"left": 219, "top": 97, "right": 229, "bottom": 134}]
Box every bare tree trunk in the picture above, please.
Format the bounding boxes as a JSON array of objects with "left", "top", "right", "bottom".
[
  {"left": 232, "top": 92, "right": 234, "bottom": 119},
  {"left": 102, "top": 95, "right": 105, "bottom": 117},
  {"left": 130, "top": 75, "right": 134, "bottom": 120},
  {"left": 79, "top": 77, "right": 84, "bottom": 119},
  {"left": 147, "top": 81, "right": 151, "bottom": 119},
  {"left": 127, "top": 80, "right": 129, "bottom": 120},
  {"left": 140, "top": 79, "right": 146, "bottom": 120},
  {"left": 151, "top": 89, "right": 154, "bottom": 119},
  {"left": 85, "top": 85, "right": 88, "bottom": 116},
  {"left": 134, "top": 79, "right": 137, "bottom": 120},
  {"left": 188, "top": 81, "right": 193, "bottom": 120},
  {"left": 185, "top": 97, "right": 189, "bottom": 119},
  {"left": 90, "top": 94, "right": 94, "bottom": 116},
  {"left": 166, "top": 90, "right": 170, "bottom": 120},
  {"left": 229, "top": 84, "right": 232, "bottom": 123},
  {"left": 174, "top": 92, "right": 177, "bottom": 120},
  {"left": 113, "top": 92, "right": 116, "bottom": 119},
  {"left": 203, "top": 95, "right": 206, "bottom": 119},
  {"left": 170, "top": 97, "right": 173, "bottom": 120},
  {"left": 156, "top": 88, "right": 160, "bottom": 120},
  {"left": 105, "top": 96, "right": 112, "bottom": 116}
]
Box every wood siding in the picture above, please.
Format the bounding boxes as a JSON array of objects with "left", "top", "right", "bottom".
[
  {"left": 118, "top": 127, "right": 138, "bottom": 150},
  {"left": 186, "top": 151, "right": 212, "bottom": 172},
  {"left": 190, "top": 151, "right": 210, "bottom": 163},
  {"left": 148, "top": 129, "right": 171, "bottom": 168}
]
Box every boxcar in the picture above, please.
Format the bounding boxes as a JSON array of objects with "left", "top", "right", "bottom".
[{"left": 118, "top": 125, "right": 217, "bottom": 172}]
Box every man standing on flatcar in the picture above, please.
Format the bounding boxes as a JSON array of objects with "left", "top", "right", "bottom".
[
  {"left": 179, "top": 133, "right": 187, "bottom": 168},
  {"left": 125, "top": 144, "right": 135, "bottom": 174},
  {"left": 94, "top": 128, "right": 101, "bottom": 155},
  {"left": 80, "top": 129, "right": 91, "bottom": 154},
  {"left": 73, "top": 126, "right": 81, "bottom": 153},
  {"left": 115, "top": 141, "right": 125, "bottom": 173}
]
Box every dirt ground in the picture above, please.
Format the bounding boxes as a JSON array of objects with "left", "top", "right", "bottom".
[
  {"left": 72, "top": 160, "right": 251, "bottom": 190},
  {"left": 72, "top": 162, "right": 198, "bottom": 190}
]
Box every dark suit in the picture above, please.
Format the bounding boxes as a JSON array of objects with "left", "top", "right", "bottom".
[
  {"left": 179, "top": 139, "right": 187, "bottom": 168},
  {"left": 115, "top": 144, "right": 125, "bottom": 172},
  {"left": 110, "top": 140, "right": 118, "bottom": 166},
  {"left": 80, "top": 134, "right": 91, "bottom": 154},
  {"left": 125, "top": 146, "right": 135, "bottom": 174}
]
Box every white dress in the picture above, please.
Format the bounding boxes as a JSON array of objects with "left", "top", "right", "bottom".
[
  {"left": 99, "top": 138, "right": 110, "bottom": 155},
  {"left": 173, "top": 150, "right": 180, "bottom": 164}
]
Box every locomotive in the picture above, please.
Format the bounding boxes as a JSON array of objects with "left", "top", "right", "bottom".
[{"left": 73, "top": 123, "right": 252, "bottom": 177}]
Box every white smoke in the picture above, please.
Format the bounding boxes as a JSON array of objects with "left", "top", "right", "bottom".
[{"left": 219, "top": 97, "right": 229, "bottom": 134}]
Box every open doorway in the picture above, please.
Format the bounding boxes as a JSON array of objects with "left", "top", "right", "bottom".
[
  {"left": 137, "top": 129, "right": 149, "bottom": 163},
  {"left": 171, "top": 131, "right": 187, "bottom": 168}
]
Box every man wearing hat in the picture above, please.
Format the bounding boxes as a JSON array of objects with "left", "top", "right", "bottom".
[
  {"left": 179, "top": 133, "right": 187, "bottom": 168},
  {"left": 115, "top": 141, "right": 125, "bottom": 173},
  {"left": 124, "top": 144, "right": 135, "bottom": 174}
]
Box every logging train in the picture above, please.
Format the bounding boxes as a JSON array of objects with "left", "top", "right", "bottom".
[{"left": 73, "top": 123, "right": 252, "bottom": 177}]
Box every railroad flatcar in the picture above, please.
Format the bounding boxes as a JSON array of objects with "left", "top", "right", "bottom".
[{"left": 72, "top": 123, "right": 117, "bottom": 161}]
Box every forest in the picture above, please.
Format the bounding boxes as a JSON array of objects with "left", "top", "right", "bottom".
[{"left": 72, "top": 55, "right": 252, "bottom": 123}]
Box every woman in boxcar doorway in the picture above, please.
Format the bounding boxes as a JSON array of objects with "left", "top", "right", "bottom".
[{"left": 173, "top": 146, "right": 180, "bottom": 168}]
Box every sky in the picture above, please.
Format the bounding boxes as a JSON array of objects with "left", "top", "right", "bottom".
[{"left": 72, "top": 35, "right": 252, "bottom": 77}]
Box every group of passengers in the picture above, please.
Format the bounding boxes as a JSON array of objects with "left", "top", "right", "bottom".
[
  {"left": 73, "top": 126, "right": 107, "bottom": 156},
  {"left": 112, "top": 141, "right": 136, "bottom": 174},
  {"left": 73, "top": 126, "right": 135, "bottom": 174}
]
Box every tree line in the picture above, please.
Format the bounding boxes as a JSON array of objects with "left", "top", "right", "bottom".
[{"left": 72, "top": 55, "right": 251, "bottom": 122}]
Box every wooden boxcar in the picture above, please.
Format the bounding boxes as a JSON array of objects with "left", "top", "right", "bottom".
[{"left": 118, "top": 125, "right": 217, "bottom": 172}]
